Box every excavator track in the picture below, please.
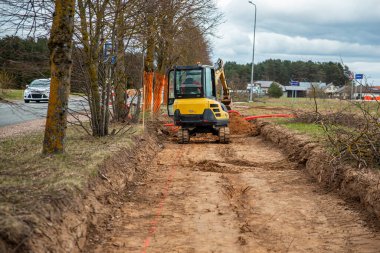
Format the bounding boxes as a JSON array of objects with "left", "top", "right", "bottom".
[
  {"left": 218, "top": 127, "right": 230, "bottom": 144},
  {"left": 178, "top": 128, "right": 190, "bottom": 144}
]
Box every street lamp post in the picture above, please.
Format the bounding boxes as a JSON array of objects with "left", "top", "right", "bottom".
[{"left": 248, "top": 1, "right": 257, "bottom": 102}]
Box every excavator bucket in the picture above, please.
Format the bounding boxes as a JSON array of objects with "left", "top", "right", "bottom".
[{"left": 221, "top": 98, "right": 232, "bottom": 110}]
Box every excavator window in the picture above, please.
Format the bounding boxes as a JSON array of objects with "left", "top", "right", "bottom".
[
  {"left": 175, "top": 69, "right": 203, "bottom": 98},
  {"left": 204, "top": 67, "right": 216, "bottom": 98}
]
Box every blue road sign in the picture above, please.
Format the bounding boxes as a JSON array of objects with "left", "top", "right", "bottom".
[
  {"left": 290, "top": 81, "right": 300, "bottom": 86},
  {"left": 355, "top": 74, "right": 364, "bottom": 80}
]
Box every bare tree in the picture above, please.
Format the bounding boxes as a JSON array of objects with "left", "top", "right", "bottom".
[
  {"left": 0, "top": 0, "right": 53, "bottom": 37},
  {"left": 76, "top": 0, "right": 113, "bottom": 136}
]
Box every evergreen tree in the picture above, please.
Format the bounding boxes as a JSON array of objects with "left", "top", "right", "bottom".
[{"left": 268, "top": 83, "right": 283, "bottom": 98}]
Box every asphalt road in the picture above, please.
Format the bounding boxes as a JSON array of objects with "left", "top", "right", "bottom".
[{"left": 0, "top": 97, "right": 88, "bottom": 127}]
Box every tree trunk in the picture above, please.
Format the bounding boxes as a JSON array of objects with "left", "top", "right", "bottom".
[
  {"left": 143, "top": 15, "right": 155, "bottom": 115},
  {"left": 114, "top": 1, "right": 128, "bottom": 121},
  {"left": 43, "top": 0, "right": 75, "bottom": 154}
]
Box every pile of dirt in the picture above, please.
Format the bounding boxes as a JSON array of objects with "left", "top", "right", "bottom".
[
  {"left": 229, "top": 113, "right": 258, "bottom": 136},
  {"left": 146, "top": 119, "right": 178, "bottom": 141}
]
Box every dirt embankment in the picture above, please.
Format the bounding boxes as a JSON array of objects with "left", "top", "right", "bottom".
[
  {"left": 0, "top": 133, "right": 161, "bottom": 253},
  {"left": 257, "top": 121, "right": 380, "bottom": 221}
]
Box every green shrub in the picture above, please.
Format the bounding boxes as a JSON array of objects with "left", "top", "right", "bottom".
[{"left": 268, "top": 83, "right": 283, "bottom": 98}]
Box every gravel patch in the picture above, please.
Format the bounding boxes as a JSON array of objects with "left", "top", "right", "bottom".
[{"left": 0, "top": 119, "right": 46, "bottom": 139}]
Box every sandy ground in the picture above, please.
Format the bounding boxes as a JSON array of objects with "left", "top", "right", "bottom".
[
  {"left": 0, "top": 115, "right": 88, "bottom": 139},
  {"left": 86, "top": 134, "right": 380, "bottom": 253}
]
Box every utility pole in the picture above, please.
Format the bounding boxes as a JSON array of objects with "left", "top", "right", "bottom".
[
  {"left": 248, "top": 1, "right": 257, "bottom": 102},
  {"left": 350, "top": 79, "right": 353, "bottom": 100}
]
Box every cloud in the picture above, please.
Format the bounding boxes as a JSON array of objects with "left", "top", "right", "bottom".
[
  {"left": 211, "top": 0, "right": 380, "bottom": 84},
  {"left": 257, "top": 32, "right": 380, "bottom": 58}
]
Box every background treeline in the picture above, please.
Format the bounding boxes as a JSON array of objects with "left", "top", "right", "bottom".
[
  {"left": 225, "top": 59, "right": 351, "bottom": 90},
  {"left": 0, "top": 36, "right": 50, "bottom": 89}
]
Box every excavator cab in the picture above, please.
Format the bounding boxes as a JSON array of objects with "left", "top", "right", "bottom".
[{"left": 167, "top": 64, "right": 230, "bottom": 144}]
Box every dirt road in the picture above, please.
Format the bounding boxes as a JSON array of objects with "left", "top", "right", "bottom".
[{"left": 87, "top": 134, "right": 380, "bottom": 253}]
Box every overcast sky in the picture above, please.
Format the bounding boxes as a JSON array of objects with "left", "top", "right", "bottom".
[{"left": 211, "top": 0, "right": 380, "bottom": 85}]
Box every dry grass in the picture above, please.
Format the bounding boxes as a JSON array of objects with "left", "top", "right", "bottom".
[
  {"left": 236, "top": 97, "right": 379, "bottom": 116},
  {"left": 235, "top": 98, "right": 380, "bottom": 169},
  {"left": 0, "top": 125, "right": 140, "bottom": 205},
  {"left": 0, "top": 124, "right": 141, "bottom": 246}
]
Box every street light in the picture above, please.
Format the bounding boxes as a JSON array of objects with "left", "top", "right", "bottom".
[{"left": 248, "top": 1, "right": 257, "bottom": 102}]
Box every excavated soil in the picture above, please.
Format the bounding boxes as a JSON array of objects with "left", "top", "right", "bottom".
[
  {"left": 229, "top": 113, "right": 258, "bottom": 135},
  {"left": 83, "top": 120, "right": 380, "bottom": 253}
]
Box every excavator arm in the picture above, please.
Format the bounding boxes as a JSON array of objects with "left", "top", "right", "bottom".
[{"left": 214, "top": 59, "right": 232, "bottom": 110}]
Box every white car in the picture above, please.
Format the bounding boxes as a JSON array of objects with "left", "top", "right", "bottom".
[{"left": 24, "top": 79, "right": 50, "bottom": 103}]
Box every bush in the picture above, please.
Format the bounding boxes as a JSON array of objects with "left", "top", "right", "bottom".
[
  {"left": 268, "top": 83, "right": 283, "bottom": 98},
  {"left": 0, "top": 71, "right": 14, "bottom": 89}
]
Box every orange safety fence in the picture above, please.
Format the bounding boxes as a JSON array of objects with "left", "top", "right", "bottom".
[
  {"left": 143, "top": 72, "right": 154, "bottom": 111},
  {"left": 153, "top": 73, "right": 166, "bottom": 114},
  {"left": 364, "top": 95, "right": 380, "bottom": 101}
]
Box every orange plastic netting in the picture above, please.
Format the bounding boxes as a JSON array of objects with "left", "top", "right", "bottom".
[
  {"left": 143, "top": 72, "right": 153, "bottom": 111},
  {"left": 153, "top": 73, "right": 166, "bottom": 114},
  {"left": 143, "top": 71, "right": 167, "bottom": 114}
]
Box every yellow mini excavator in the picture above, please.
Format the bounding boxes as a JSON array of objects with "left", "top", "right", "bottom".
[{"left": 166, "top": 59, "right": 232, "bottom": 144}]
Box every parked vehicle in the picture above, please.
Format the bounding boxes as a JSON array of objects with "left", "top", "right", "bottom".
[{"left": 24, "top": 79, "right": 50, "bottom": 103}]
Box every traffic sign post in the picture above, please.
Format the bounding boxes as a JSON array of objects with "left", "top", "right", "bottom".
[
  {"left": 354, "top": 74, "right": 364, "bottom": 100},
  {"left": 104, "top": 41, "right": 112, "bottom": 58},
  {"left": 289, "top": 81, "right": 299, "bottom": 100}
]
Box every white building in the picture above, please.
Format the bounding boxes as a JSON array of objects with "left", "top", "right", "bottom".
[{"left": 247, "top": 81, "right": 285, "bottom": 95}]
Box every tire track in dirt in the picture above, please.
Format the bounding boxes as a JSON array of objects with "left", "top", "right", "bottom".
[{"left": 88, "top": 135, "right": 380, "bottom": 253}]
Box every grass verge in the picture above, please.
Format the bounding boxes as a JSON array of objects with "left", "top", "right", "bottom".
[
  {"left": 0, "top": 125, "right": 141, "bottom": 243},
  {"left": 0, "top": 90, "right": 88, "bottom": 101},
  {"left": 274, "top": 119, "right": 326, "bottom": 140},
  {"left": 0, "top": 89, "right": 23, "bottom": 100},
  {"left": 235, "top": 97, "right": 379, "bottom": 116}
]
